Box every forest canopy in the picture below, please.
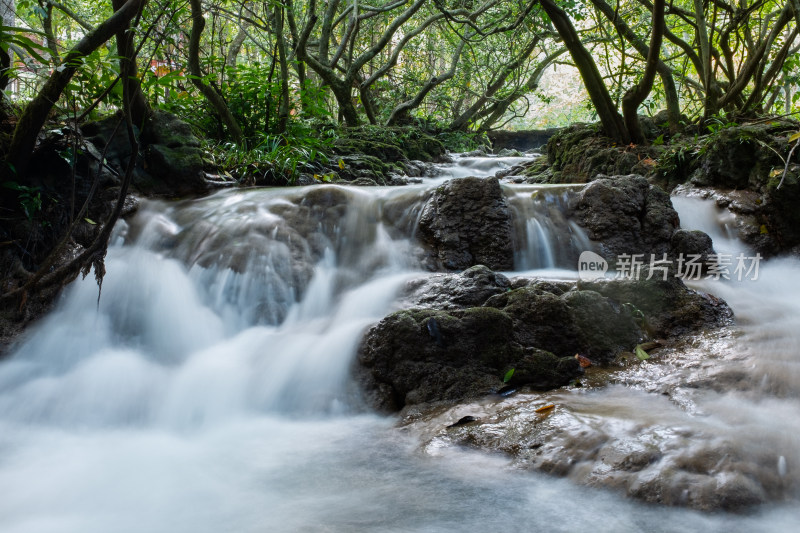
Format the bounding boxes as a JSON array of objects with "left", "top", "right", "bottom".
[{"left": 0, "top": 0, "right": 798, "bottom": 168}]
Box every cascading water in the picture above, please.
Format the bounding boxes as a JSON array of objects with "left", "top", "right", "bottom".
[
  {"left": 1, "top": 157, "right": 799, "bottom": 532},
  {"left": 505, "top": 184, "right": 593, "bottom": 270}
]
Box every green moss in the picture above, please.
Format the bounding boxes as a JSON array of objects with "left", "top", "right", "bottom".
[{"left": 333, "top": 125, "right": 445, "bottom": 162}]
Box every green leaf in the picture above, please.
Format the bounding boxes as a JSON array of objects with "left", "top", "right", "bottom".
[
  {"left": 503, "top": 368, "right": 515, "bottom": 383},
  {"left": 789, "top": 131, "right": 800, "bottom": 143},
  {"left": 84, "top": 218, "right": 97, "bottom": 225},
  {"left": 635, "top": 345, "right": 650, "bottom": 361}
]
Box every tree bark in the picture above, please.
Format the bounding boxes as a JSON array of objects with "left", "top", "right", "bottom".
[
  {"left": 188, "top": 0, "right": 243, "bottom": 142},
  {"left": 112, "top": 0, "right": 149, "bottom": 127},
  {"left": 621, "top": 0, "right": 665, "bottom": 144},
  {"left": 540, "top": 0, "right": 629, "bottom": 142},
  {"left": 591, "top": 0, "right": 679, "bottom": 133},
  {"left": 274, "top": 2, "right": 290, "bottom": 133},
  {"left": 6, "top": 0, "right": 146, "bottom": 179}
]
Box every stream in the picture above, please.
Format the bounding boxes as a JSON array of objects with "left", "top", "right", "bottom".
[{"left": 0, "top": 155, "right": 798, "bottom": 532}]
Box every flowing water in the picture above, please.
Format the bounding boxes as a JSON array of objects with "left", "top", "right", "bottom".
[{"left": 1, "top": 157, "right": 799, "bottom": 532}]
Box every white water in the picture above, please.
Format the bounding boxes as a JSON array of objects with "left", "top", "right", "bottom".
[{"left": 1, "top": 160, "right": 799, "bottom": 531}]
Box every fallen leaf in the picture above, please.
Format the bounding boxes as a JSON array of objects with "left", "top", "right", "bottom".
[
  {"left": 638, "top": 340, "right": 662, "bottom": 352},
  {"left": 575, "top": 353, "right": 592, "bottom": 368},
  {"left": 635, "top": 344, "right": 650, "bottom": 360},
  {"left": 535, "top": 404, "right": 555, "bottom": 413}
]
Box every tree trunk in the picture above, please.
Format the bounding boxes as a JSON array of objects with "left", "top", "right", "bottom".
[
  {"left": 38, "top": 1, "right": 60, "bottom": 64},
  {"left": 449, "top": 37, "right": 538, "bottom": 131},
  {"left": 188, "top": 0, "right": 243, "bottom": 142},
  {"left": 274, "top": 3, "right": 290, "bottom": 133},
  {"left": 540, "top": 0, "right": 629, "bottom": 142},
  {"left": 225, "top": 22, "right": 250, "bottom": 67},
  {"left": 621, "top": 0, "right": 665, "bottom": 144},
  {"left": 6, "top": 0, "right": 146, "bottom": 179},
  {"left": 389, "top": 41, "right": 464, "bottom": 126},
  {"left": 591, "top": 0, "right": 679, "bottom": 133},
  {"left": 112, "top": 0, "right": 149, "bottom": 127}
]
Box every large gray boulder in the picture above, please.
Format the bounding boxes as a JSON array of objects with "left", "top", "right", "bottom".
[
  {"left": 418, "top": 177, "right": 514, "bottom": 271},
  {"left": 356, "top": 264, "right": 733, "bottom": 412},
  {"left": 569, "top": 174, "right": 679, "bottom": 259}
]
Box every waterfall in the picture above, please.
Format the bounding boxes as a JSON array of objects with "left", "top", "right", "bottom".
[
  {"left": 505, "top": 184, "right": 592, "bottom": 271},
  {"left": 1, "top": 159, "right": 798, "bottom": 532}
]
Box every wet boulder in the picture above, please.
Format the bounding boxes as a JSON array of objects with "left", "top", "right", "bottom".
[
  {"left": 670, "top": 229, "right": 714, "bottom": 260},
  {"left": 401, "top": 265, "right": 511, "bottom": 310},
  {"left": 578, "top": 267, "right": 733, "bottom": 337},
  {"left": 569, "top": 174, "right": 679, "bottom": 259},
  {"left": 356, "top": 264, "right": 732, "bottom": 411},
  {"left": 418, "top": 177, "right": 514, "bottom": 271},
  {"left": 483, "top": 286, "right": 642, "bottom": 362},
  {"left": 356, "top": 307, "right": 579, "bottom": 411}
]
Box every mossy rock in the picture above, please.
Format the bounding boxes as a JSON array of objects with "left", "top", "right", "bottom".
[
  {"left": 356, "top": 305, "right": 579, "bottom": 411},
  {"left": 143, "top": 144, "right": 210, "bottom": 195},
  {"left": 545, "top": 123, "right": 660, "bottom": 182},
  {"left": 333, "top": 125, "right": 446, "bottom": 162},
  {"left": 140, "top": 110, "right": 202, "bottom": 149}
]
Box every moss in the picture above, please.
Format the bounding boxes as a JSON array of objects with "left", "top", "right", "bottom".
[
  {"left": 333, "top": 125, "right": 446, "bottom": 162},
  {"left": 544, "top": 123, "right": 659, "bottom": 182}
]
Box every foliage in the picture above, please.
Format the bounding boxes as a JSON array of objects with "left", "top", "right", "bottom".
[
  {"left": 437, "top": 129, "right": 490, "bottom": 153},
  {"left": 2, "top": 180, "right": 42, "bottom": 220},
  {"left": 205, "top": 124, "right": 333, "bottom": 185}
]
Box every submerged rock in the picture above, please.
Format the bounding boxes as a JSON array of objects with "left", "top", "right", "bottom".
[
  {"left": 418, "top": 177, "right": 514, "bottom": 270},
  {"left": 403, "top": 326, "right": 781, "bottom": 512}
]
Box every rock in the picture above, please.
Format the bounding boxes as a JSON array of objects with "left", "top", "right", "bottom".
[
  {"left": 462, "top": 146, "right": 488, "bottom": 157},
  {"left": 670, "top": 229, "right": 714, "bottom": 258},
  {"left": 401, "top": 160, "right": 439, "bottom": 178},
  {"left": 143, "top": 144, "right": 209, "bottom": 195},
  {"left": 356, "top": 261, "right": 732, "bottom": 411},
  {"left": 347, "top": 177, "right": 380, "bottom": 186},
  {"left": 569, "top": 174, "right": 679, "bottom": 260},
  {"left": 356, "top": 307, "right": 580, "bottom": 411},
  {"left": 545, "top": 123, "right": 662, "bottom": 183},
  {"left": 764, "top": 166, "right": 800, "bottom": 254},
  {"left": 401, "top": 265, "right": 511, "bottom": 310},
  {"left": 333, "top": 125, "right": 446, "bottom": 162},
  {"left": 484, "top": 285, "right": 642, "bottom": 362},
  {"left": 295, "top": 173, "right": 319, "bottom": 186},
  {"left": 685, "top": 123, "right": 779, "bottom": 190},
  {"left": 81, "top": 110, "right": 214, "bottom": 196},
  {"left": 670, "top": 229, "right": 715, "bottom": 267},
  {"left": 578, "top": 267, "right": 733, "bottom": 337},
  {"left": 418, "top": 177, "right": 514, "bottom": 270},
  {"left": 140, "top": 109, "right": 202, "bottom": 148}
]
